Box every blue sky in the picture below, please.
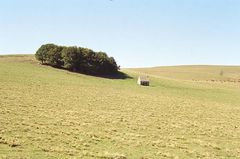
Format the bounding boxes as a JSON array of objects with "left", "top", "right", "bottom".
[{"left": 0, "top": 0, "right": 240, "bottom": 67}]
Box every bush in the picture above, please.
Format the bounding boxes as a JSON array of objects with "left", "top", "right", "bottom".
[{"left": 35, "top": 44, "right": 119, "bottom": 75}]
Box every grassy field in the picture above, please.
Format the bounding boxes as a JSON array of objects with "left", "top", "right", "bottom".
[
  {"left": 128, "top": 65, "right": 240, "bottom": 82},
  {"left": 0, "top": 55, "right": 240, "bottom": 159}
]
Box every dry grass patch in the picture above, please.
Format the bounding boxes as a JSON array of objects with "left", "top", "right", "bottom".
[{"left": 0, "top": 55, "right": 240, "bottom": 158}]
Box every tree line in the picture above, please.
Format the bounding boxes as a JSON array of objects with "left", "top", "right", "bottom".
[{"left": 35, "top": 44, "right": 119, "bottom": 75}]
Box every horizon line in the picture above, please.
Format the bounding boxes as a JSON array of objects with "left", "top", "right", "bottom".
[{"left": 1, "top": 53, "right": 239, "bottom": 68}]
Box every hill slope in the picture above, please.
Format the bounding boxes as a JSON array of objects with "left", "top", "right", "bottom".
[
  {"left": 127, "top": 65, "right": 240, "bottom": 82},
  {"left": 0, "top": 55, "right": 240, "bottom": 158}
]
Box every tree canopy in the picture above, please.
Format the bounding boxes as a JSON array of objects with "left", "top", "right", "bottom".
[{"left": 35, "top": 44, "right": 119, "bottom": 75}]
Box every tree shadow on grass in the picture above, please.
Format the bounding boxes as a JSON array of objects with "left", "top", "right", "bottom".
[
  {"left": 70, "top": 70, "right": 133, "bottom": 80},
  {"left": 48, "top": 64, "right": 133, "bottom": 80},
  {"left": 95, "top": 71, "right": 133, "bottom": 79}
]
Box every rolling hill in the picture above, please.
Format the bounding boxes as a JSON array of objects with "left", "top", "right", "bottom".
[
  {"left": 127, "top": 65, "right": 240, "bottom": 82},
  {"left": 0, "top": 55, "right": 240, "bottom": 158}
]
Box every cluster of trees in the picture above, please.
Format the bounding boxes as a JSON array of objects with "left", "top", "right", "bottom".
[{"left": 35, "top": 44, "right": 119, "bottom": 75}]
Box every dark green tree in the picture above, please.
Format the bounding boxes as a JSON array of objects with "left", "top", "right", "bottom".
[
  {"left": 35, "top": 44, "right": 119, "bottom": 75},
  {"left": 35, "top": 44, "right": 54, "bottom": 64},
  {"left": 61, "top": 47, "right": 84, "bottom": 72},
  {"left": 46, "top": 45, "right": 64, "bottom": 67}
]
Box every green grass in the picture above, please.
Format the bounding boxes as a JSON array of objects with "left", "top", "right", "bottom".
[{"left": 0, "top": 55, "right": 240, "bottom": 158}]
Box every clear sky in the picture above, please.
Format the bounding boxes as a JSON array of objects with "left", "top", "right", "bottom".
[{"left": 0, "top": 0, "right": 240, "bottom": 67}]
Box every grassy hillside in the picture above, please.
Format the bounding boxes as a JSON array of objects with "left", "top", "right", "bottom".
[
  {"left": 0, "top": 55, "right": 240, "bottom": 159},
  {"left": 127, "top": 65, "right": 240, "bottom": 82}
]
